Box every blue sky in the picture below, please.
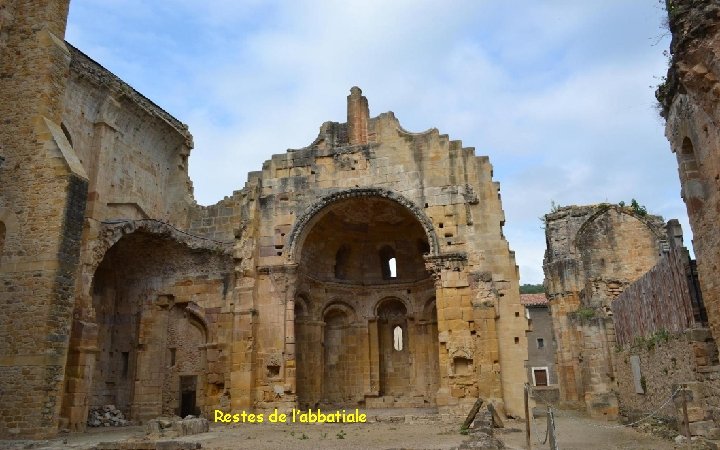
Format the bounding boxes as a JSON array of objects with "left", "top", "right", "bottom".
[{"left": 65, "top": 0, "right": 687, "bottom": 284}]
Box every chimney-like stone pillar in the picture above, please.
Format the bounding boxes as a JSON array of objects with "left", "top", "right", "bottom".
[{"left": 347, "top": 86, "right": 369, "bottom": 145}]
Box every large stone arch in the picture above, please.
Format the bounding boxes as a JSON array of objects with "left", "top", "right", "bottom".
[
  {"left": 61, "top": 220, "right": 233, "bottom": 429},
  {"left": 291, "top": 188, "right": 440, "bottom": 409},
  {"left": 574, "top": 205, "right": 665, "bottom": 306},
  {"left": 574, "top": 204, "right": 664, "bottom": 246},
  {"left": 80, "top": 219, "right": 232, "bottom": 305},
  {"left": 287, "top": 188, "right": 440, "bottom": 261}
]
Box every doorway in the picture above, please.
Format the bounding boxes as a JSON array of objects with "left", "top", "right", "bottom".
[{"left": 179, "top": 375, "right": 198, "bottom": 417}]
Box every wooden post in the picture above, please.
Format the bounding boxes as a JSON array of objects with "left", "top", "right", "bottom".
[
  {"left": 487, "top": 403, "right": 504, "bottom": 428},
  {"left": 461, "top": 397, "right": 484, "bottom": 430},
  {"left": 524, "top": 383, "right": 531, "bottom": 450}
]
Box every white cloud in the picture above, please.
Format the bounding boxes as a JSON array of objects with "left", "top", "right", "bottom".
[{"left": 66, "top": 0, "right": 687, "bottom": 284}]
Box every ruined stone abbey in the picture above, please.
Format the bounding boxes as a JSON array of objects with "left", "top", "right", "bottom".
[
  {"left": 0, "top": 1, "right": 530, "bottom": 438},
  {"left": 2, "top": 0, "right": 720, "bottom": 445}
]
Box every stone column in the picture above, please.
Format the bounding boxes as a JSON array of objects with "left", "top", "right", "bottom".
[
  {"left": 283, "top": 265, "right": 298, "bottom": 395},
  {"left": 60, "top": 317, "right": 99, "bottom": 432},
  {"left": 230, "top": 280, "right": 257, "bottom": 411},
  {"left": 368, "top": 319, "right": 380, "bottom": 396}
]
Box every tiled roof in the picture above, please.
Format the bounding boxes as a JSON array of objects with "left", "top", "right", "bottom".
[{"left": 520, "top": 293, "right": 548, "bottom": 306}]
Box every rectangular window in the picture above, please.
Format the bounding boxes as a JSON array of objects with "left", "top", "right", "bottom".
[
  {"left": 169, "top": 348, "right": 176, "bottom": 366},
  {"left": 533, "top": 368, "right": 548, "bottom": 386},
  {"left": 537, "top": 338, "right": 545, "bottom": 349}
]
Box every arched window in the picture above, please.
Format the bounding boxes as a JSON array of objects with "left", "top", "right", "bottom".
[
  {"left": 393, "top": 325, "right": 403, "bottom": 351},
  {"left": 679, "top": 137, "right": 705, "bottom": 210},
  {"left": 680, "top": 137, "right": 700, "bottom": 179},
  {"left": 379, "top": 246, "right": 397, "bottom": 279}
]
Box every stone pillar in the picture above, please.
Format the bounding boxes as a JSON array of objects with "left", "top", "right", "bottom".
[
  {"left": 283, "top": 265, "right": 298, "bottom": 395},
  {"left": 230, "top": 282, "right": 257, "bottom": 411},
  {"left": 549, "top": 294, "right": 585, "bottom": 406},
  {"left": 132, "top": 301, "right": 170, "bottom": 422},
  {"left": 368, "top": 319, "right": 380, "bottom": 395},
  {"left": 0, "top": 0, "right": 88, "bottom": 438},
  {"left": 347, "top": 86, "right": 369, "bottom": 145},
  {"left": 85, "top": 95, "right": 120, "bottom": 219},
  {"left": 60, "top": 318, "right": 99, "bottom": 432}
]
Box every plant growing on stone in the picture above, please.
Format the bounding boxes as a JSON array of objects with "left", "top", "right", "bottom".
[
  {"left": 630, "top": 199, "right": 648, "bottom": 217},
  {"left": 576, "top": 306, "right": 596, "bottom": 321},
  {"left": 337, "top": 430, "right": 346, "bottom": 439}
]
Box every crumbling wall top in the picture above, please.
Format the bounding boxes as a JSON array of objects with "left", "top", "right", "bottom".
[
  {"left": 67, "top": 43, "right": 194, "bottom": 147},
  {"left": 655, "top": 0, "right": 720, "bottom": 117}
]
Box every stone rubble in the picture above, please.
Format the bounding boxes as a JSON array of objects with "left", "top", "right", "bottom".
[
  {"left": 145, "top": 416, "right": 209, "bottom": 438},
  {"left": 88, "top": 405, "right": 130, "bottom": 427}
]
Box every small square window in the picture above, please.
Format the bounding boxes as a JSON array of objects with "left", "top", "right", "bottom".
[{"left": 537, "top": 338, "right": 545, "bottom": 349}]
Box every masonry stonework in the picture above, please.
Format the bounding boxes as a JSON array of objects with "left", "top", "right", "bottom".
[
  {"left": 0, "top": 2, "right": 529, "bottom": 438},
  {"left": 543, "top": 204, "right": 666, "bottom": 418},
  {"left": 657, "top": 0, "right": 720, "bottom": 352}
]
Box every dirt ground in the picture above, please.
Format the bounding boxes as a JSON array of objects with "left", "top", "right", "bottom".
[
  {"left": 500, "top": 411, "right": 680, "bottom": 450},
  {"left": 0, "top": 410, "right": 686, "bottom": 450}
]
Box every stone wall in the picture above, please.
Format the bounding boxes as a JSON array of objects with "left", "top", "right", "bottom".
[
  {"left": 85, "top": 227, "right": 233, "bottom": 423},
  {"left": 53, "top": 39, "right": 212, "bottom": 432},
  {"left": 612, "top": 221, "right": 704, "bottom": 348},
  {"left": 0, "top": 0, "right": 88, "bottom": 438},
  {"left": 543, "top": 204, "right": 666, "bottom": 418},
  {"left": 0, "top": 1, "right": 530, "bottom": 435},
  {"left": 658, "top": 0, "right": 720, "bottom": 355},
  {"left": 615, "top": 328, "right": 720, "bottom": 440},
  {"left": 64, "top": 44, "right": 194, "bottom": 226},
  {"left": 228, "top": 87, "right": 529, "bottom": 417}
]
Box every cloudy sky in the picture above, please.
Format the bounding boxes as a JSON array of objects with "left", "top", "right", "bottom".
[{"left": 65, "top": 0, "right": 688, "bottom": 284}]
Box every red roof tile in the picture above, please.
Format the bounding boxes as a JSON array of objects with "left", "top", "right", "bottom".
[{"left": 520, "top": 293, "right": 548, "bottom": 306}]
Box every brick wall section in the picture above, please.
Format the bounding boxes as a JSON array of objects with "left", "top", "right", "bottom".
[
  {"left": 612, "top": 244, "right": 701, "bottom": 348},
  {"left": 659, "top": 0, "right": 720, "bottom": 355}
]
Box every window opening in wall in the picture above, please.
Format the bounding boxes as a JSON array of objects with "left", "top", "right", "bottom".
[
  {"left": 267, "top": 364, "right": 281, "bottom": 378},
  {"left": 453, "top": 357, "right": 472, "bottom": 376},
  {"left": 393, "top": 325, "right": 403, "bottom": 351},
  {"left": 180, "top": 375, "right": 198, "bottom": 417},
  {"left": 379, "top": 246, "right": 397, "bottom": 279},
  {"left": 334, "top": 245, "right": 351, "bottom": 279},
  {"left": 169, "top": 348, "right": 176, "bottom": 366},
  {"left": 533, "top": 368, "right": 548, "bottom": 386},
  {"left": 537, "top": 338, "right": 545, "bottom": 349},
  {"left": 514, "top": 337, "right": 519, "bottom": 344},
  {"left": 121, "top": 352, "right": 129, "bottom": 379}
]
